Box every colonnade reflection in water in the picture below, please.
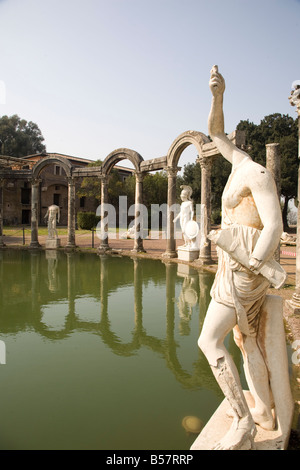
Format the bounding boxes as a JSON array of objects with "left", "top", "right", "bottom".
[{"left": 0, "top": 250, "right": 243, "bottom": 392}]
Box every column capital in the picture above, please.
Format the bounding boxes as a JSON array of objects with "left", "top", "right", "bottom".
[
  {"left": 67, "top": 176, "right": 76, "bottom": 186},
  {"left": 165, "top": 166, "right": 180, "bottom": 178},
  {"left": 197, "top": 155, "right": 213, "bottom": 173},
  {"left": 134, "top": 171, "right": 145, "bottom": 183},
  {"left": 99, "top": 174, "right": 108, "bottom": 183},
  {"left": 31, "top": 177, "right": 42, "bottom": 186}
]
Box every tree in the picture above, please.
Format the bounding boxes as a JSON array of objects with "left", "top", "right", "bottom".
[
  {"left": 179, "top": 159, "right": 231, "bottom": 224},
  {"left": 179, "top": 162, "right": 202, "bottom": 204},
  {"left": 237, "top": 113, "right": 298, "bottom": 230},
  {"left": 0, "top": 114, "right": 46, "bottom": 156},
  {"left": 77, "top": 159, "right": 103, "bottom": 203}
]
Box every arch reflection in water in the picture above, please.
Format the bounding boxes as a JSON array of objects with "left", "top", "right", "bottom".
[{"left": 0, "top": 250, "right": 244, "bottom": 450}]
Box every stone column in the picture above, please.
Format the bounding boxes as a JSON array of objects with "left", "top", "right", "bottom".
[
  {"left": 30, "top": 178, "right": 41, "bottom": 248},
  {"left": 66, "top": 177, "right": 76, "bottom": 248},
  {"left": 163, "top": 166, "right": 178, "bottom": 258},
  {"left": 132, "top": 171, "right": 145, "bottom": 253},
  {"left": 198, "top": 156, "right": 213, "bottom": 264},
  {"left": 287, "top": 84, "right": 300, "bottom": 314},
  {"left": 266, "top": 143, "right": 281, "bottom": 262},
  {"left": 98, "top": 175, "right": 110, "bottom": 252},
  {"left": 0, "top": 178, "right": 5, "bottom": 247}
]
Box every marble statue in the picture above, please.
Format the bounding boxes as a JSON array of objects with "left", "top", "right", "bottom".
[
  {"left": 45, "top": 204, "right": 60, "bottom": 239},
  {"left": 174, "top": 185, "right": 200, "bottom": 256},
  {"left": 44, "top": 205, "right": 61, "bottom": 249},
  {"left": 195, "top": 66, "right": 293, "bottom": 450}
]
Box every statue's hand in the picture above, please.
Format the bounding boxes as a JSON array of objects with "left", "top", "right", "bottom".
[
  {"left": 249, "top": 257, "right": 262, "bottom": 272},
  {"left": 209, "top": 65, "right": 225, "bottom": 97}
]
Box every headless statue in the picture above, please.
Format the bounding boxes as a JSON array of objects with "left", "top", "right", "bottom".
[{"left": 44, "top": 204, "right": 60, "bottom": 239}]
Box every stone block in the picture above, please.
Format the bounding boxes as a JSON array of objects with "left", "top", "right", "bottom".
[
  {"left": 45, "top": 238, "right": 61, "bottom": 249},
  {"left": 177, "top": 246, "right": 199, "bottom": 262}
]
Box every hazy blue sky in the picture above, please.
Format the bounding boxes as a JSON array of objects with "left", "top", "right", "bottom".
[{"left": 0, "top": 0, "right": 299, "bottom": 169}]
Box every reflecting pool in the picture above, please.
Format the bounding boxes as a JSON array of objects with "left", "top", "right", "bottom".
[{"left": 0, "top": 250, "right": 247, "bottom": 450}]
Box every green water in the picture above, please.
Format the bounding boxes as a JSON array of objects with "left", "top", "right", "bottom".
[{"left": 0, "top": 250, "right": 245, "bottom": 450}]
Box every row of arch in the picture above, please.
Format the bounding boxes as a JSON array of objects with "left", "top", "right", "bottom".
[
  {"left": 0, "top": 129, "right": 230, "bottom": 262},
  {"left": 30, "top": 130, "right": 210, "bottom": 178}
]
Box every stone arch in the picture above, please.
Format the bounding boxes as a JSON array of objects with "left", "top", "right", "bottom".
[
  {"left": 32, "top": 155, "right": 73, "bottom": 179},
  {"left": 163, "top": 131, "right": 211, "bottom": 261},
  {"left": 30, "top": 155, "right": 76, "bottom": 249},
  {"left": 101, "top": 148, "right": 143, "bottom": 176},
  {"left": 98, "top": 148, "right": 145, "bottom": 254},
  {"left": 166, "top": 130, "right": 210, "bottom": 169}
]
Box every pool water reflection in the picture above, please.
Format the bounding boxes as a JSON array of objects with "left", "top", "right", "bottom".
[{"left": 0, "top": 250, "right": 246, "bottom": 450}]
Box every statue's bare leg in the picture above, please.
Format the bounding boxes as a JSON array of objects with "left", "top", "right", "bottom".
[
  {"left": 198, "top": 299, "right": 257, "bottom": 450},
  {"left": 232, "top": 326, "right": 274, "bottom": 430}
]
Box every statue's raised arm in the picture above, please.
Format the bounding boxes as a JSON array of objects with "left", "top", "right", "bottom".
[{"left": 208, "top": 65, "right": 248, "bottom": 166}]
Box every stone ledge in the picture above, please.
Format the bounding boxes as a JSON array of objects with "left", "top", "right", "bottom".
[{"left": 191, "top": 391, "right": 291, "bottom": 451}]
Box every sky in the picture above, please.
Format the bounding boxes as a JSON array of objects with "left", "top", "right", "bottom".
[{"left": 0, "top": 0, "right": 299, "bottom": 170}]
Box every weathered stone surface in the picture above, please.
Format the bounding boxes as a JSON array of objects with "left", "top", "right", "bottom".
[{"left": 191, "top": 391, "right": 290, "bottom": 450}]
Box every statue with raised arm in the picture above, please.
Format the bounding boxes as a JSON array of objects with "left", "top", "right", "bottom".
[
  {"left": 44, "top": 204, "right": 60, "bottom": 239},
  {"left": 195, "top": 66, "right": 293, "bottom": 450}
]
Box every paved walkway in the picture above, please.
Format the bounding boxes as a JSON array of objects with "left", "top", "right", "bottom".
[{"left": 1, "top": 228, "right": 297, "bottom": 285}]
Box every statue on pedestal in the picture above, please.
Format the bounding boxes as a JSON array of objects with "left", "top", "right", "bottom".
[
  {"left": 45, "top": 204, "right": 60, "bottom": 239},
  {"left": 44, "top": 204, "right": 61, "bottom": 249},
  {"left": 195, "top": 66, "right": 293, "bottom": 450},
  {"left": 174, "top": 186, "right": 200, "bottom": 261}
]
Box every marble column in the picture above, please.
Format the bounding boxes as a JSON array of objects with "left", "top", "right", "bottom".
[
  {"left": 266, "top": 143, "right": 281, "bottom": 262},
  {"left": 98, "top": 175, "right": 110, "bottom": 252},
  {"left": 198, "top": 156, "right": 213, "bottom": 264},
  {"left": 132, "top": 171, "right": 145, "bottom": 253},
  {"left": 163, "top": 166, "right": 178, "bottom": 258},
  {"left": 0, "top": 178, "right": 5, "bottom": 247},
  {"left": 30, "top": 178, "right": 41, "bottom": 248},
  {"left": 287, "top": 84, "right": 300, "bottom": 314},
  {"left": 66, "top": 177, "right": 76, "bottom": 248}
]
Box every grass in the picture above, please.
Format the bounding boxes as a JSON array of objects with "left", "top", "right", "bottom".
[
  {"left": 2, "top": 226, "right": 122, "bottom": 238},
  {"left": 3, "top": 226, "right": 86, "bottom": 236}
]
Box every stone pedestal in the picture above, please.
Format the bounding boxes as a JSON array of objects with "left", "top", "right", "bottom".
[
  {"left": 192, "top": 294, "right": 294, "bottom": 451},
  {"left": 46, "top": 238, "right": 61, "bottom": 249},
  {"left": 190, "top": 391, "right": 291, "bottom": 450},
  {"left": 286, "top": 297, "right": 300, "bottom": 315},
  {"left": 177, "top": 246, "right": 199, "bottom": 262}
]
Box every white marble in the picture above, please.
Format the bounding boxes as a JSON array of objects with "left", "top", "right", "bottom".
[
  {"left": 194, "top": 66, "right": 293, "bottom": 451},
  {"left": 174, "top": 185, "right": 200, "bottom": 261},
  {"left": 44, "top": 204, "right": 60, "bottom": 240}
]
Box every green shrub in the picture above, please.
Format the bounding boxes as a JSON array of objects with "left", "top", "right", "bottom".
[{"left": 77, "top": 212, "right": 100, "bottom": 230}]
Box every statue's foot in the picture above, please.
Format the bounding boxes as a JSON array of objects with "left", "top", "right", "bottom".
[
  {"left": 249, "top": 408, "right": 275, "bottom": 431},
  {"left": 212, "top": 416, "right": 257, "bottom": 450},
  {"left": 226, "top": 406, "right": 275, "bottom": 431}
]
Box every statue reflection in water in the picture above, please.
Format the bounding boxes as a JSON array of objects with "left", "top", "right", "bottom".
[{"left": 177, "top": 267, "right": 198, "bottom": 336}]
